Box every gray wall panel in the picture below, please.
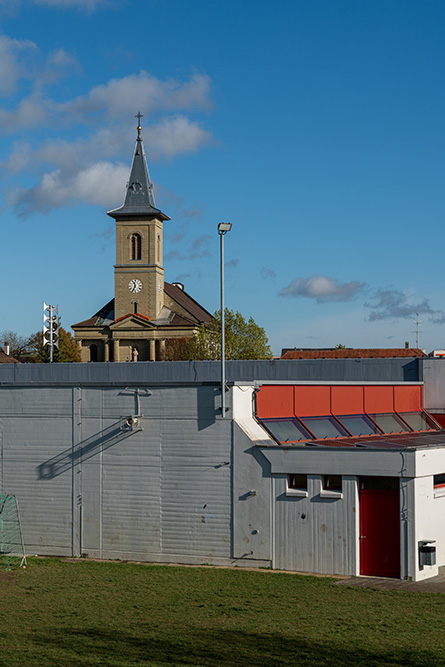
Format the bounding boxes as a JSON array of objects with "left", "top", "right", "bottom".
[
  {"left": 421, "top": 359, "right": 445, "bottom": 412},
  {"left": 233, "top": 423, "right": 272, "bottom": 561},
  {"left": 0, "top": 358, "right": 420, "bottom": 388},
  {"left": 160, "top": 418, "right": 231, "bottom": 558},
  {"left": 0, "top": 387, "right": 73, "bottom": 417},
  {"left": 273, "top": 475, "right": 357, "bottom": 575}
]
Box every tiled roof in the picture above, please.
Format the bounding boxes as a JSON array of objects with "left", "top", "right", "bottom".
[
  {"left": 164, "top": 282, "right": 212, "bottom": 324},
  {"left": 281, "top": 348, "right": 427, "bottom": 359},
  {"left": 72, "top": 299, "right": 115, "bottom": 328},
  {"left": 169, "top": 312, "right": 197, "bottom": 326},
  {"left": 72, "top": 285, "right": 212, "bottom": 330},
  {"left": 0, "top": 349, "right": 19, "bottom": 363},
  {"left": 113, "top": 313, "right": 151, "bottom": 324}
]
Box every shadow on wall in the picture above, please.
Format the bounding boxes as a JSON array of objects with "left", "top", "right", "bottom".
[
  {"left": 403, "top": 360, "right": 419, "bottom": 381},
  {"left": 197, "top": 385, "right": 221, "bottom": 430},
  {"left": 36, "top": 420, "right": 136, "bottom": 480}
]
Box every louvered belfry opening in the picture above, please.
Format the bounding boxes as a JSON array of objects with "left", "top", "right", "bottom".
[{"left": 131, "top": 233, "right": 141, "bottom": 260}]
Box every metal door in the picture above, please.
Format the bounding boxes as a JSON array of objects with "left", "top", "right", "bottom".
[{"left": 360, "top": 478, "right": 400, "bottom": 578}]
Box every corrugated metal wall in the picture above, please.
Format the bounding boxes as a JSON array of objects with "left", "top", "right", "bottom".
[
  {"left": 272, "top": 475, "right": 358, "bottom": 575},
  {"left": 0, "top": 381, "right": 232, "bottom": 563},
  {"left": 0, "top": 359, "right": 437, "bottom": 572}
]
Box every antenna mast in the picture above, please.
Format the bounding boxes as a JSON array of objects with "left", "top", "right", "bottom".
[{"left": 412, "top": 312, "right": 421, "bottom": 349}]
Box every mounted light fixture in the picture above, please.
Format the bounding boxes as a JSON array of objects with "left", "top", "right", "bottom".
[{"left": 218, "top": 222, "right": 232, "bottom": 233}]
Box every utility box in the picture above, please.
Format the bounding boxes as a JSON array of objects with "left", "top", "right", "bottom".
[{"left": 419, "top": 541, "right": 436, "bottom": 568}]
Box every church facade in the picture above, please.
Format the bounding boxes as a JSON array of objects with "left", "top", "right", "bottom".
[{"left": 72, "top": 121, "right": 212, "bottom": 362}]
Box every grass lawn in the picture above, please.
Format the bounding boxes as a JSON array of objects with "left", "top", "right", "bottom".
[{"left": 0, "top": 559, "right": 444, "bottom": 666}]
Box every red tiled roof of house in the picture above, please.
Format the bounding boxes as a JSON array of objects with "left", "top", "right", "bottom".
[
  {"left": 281, "top": 348, "right": 427, "bottom": 360},
  {"left": 0, "top": 349, "right": 20, "bottom": 363}
]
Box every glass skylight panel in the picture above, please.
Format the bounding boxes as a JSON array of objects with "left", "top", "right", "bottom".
[
  {"left": 261, "top": 419, "right": 312, "bottom": 442},
  {"left": 299, "top": 416, "right": 349, "bottom": 439},
  {"left": 368, "top": 413, "right": 411, "bottom": 434},
  {"left": 336, "top": 414, "right": 382, "bottom": 436},
  {"left": 399, "top": 412, "right": 440, "bottom": 431}
]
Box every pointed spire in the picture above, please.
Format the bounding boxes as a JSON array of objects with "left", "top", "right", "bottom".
[{"left": 108, "top": 114, "right": 170, "bottom": 220}]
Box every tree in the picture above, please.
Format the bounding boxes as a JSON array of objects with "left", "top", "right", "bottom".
[
  {"left": 28, "top": 327, "right": 81, "bottom": 363},
  {"left": 334, "top": 344, "right": 347, "bottom": 350},
  {"left": 182, "top": 309, "right": 272, "bottom": 360},
  {"left": 0, "top": 330, "right": 29, "bottom": 359}
]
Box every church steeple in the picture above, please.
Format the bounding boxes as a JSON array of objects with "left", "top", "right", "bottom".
[
  {"left": 110, "top": 114, "right": 169, "bottom": 322},
  {"left": 108, "top": 113, "right": 169, "bottom": 221}
]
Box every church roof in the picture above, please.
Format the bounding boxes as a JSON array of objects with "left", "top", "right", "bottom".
[
  {"left": 72, "top": 284, "right": 212, "bottom": 329},
  {"left": 107, "top": 119, "right": 170, "bottom": 221},
  {"left": 164, "top": 282, "right": 213, "bottom": 324}
]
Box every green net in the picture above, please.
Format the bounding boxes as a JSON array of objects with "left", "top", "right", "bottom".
[{"left": 0, "top": 494, "right": 26, "bottom": 570}]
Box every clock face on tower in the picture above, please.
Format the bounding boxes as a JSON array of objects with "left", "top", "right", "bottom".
[{"left": 128, "top": 279, "right": 143, "bottom": 293}]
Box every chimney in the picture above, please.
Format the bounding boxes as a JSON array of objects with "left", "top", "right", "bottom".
[
  {"left": 405, "top": 341, "right": 409, "bottom": 349},
  {"left": 4, "top": 342, "right": 10, "bottom": 356}
]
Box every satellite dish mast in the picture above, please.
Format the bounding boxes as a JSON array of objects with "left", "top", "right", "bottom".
[{"left": 43, "top": 302, "right": 60, "bottom": 363}]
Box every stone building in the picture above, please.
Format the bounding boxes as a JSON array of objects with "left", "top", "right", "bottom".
[{"left": 72, "top": 120, "right": 212, "bottom": 362}]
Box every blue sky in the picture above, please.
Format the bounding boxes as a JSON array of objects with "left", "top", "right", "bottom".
[{"left": 1, "top": 0, "right": 445, "bottom": 355}]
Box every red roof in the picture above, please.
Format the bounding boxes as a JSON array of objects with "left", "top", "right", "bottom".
[
  {"left": 114, "top": 313, "right": 151, "bottom": 324},
  {"left": 0, "top": 349, "right": 19, "bottom": 363},
  {"left": 281, "top": 348, "right": 426, "bottom": 360}
]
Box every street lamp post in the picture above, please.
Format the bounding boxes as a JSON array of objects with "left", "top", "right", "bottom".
[{"left": 218, "top": 222, "right": 232, "bottom": 418}]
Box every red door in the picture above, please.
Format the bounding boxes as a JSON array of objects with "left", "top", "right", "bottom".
[{"left": 360, "top": 478, "right": 400, "bottom": 578}]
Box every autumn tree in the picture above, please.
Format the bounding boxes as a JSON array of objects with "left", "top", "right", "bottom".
[
  {"left": 182, "top": 309, "right": 272, "bottom": 360},
  {"left": 0, "top": 330, "right": 29, "bottom": 359},
  {"left": 28, "top": 327, "right": 81, "bottom": 363}
]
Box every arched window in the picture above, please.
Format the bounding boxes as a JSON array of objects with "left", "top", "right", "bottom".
[{"left": 131, "top": 233, "right": 142, "bottom": 260}]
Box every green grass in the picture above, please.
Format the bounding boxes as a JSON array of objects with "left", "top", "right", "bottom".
[{"left": 0, "top": 559, "right": 445, "bottom": 666}]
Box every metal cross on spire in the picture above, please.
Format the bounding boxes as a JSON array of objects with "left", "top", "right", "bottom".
[{"left": 135, "top": 111, "right": 144, "bottom": 139}]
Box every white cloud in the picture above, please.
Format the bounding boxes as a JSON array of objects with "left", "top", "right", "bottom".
[
  {"left": 59, "top": 72, "right": 212, "bottom": 120},
  {"left": 0, "top": 35, "right": 38, "bottom": 96},
  {"left": 14, "top": 161, "right": 128, "bottom": 214},
  {"left": 280, "top": 274, "right": 365, "bottom": 302},
  {"left": 146, "top": 116, "right": 212, "bottom": 159},
  {"left": 0, "top": 44, "right": 213, "bottom": 214},
  {"left": 0, "top": 95, "right": 50, "bottom": 131}
]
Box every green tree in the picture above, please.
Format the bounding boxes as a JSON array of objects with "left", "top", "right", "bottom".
[
  {"left": 28, "top": 327, "right": 81, "bottom": 363},
  {"left": 334, "top": 343, "right": 347, "bottom": 350},
  {"left": 182, "top": 309, "right": 272, "bottom": 360}
]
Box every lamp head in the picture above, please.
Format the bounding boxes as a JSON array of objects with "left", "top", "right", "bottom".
[{"left": 218, "top": 222, "right": 232, "bottom": 234}]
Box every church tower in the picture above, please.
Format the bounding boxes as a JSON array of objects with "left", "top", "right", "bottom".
[
  {"left": 72, "top": 115, "right": 212, "bottom": 363},
  {"left": 108, "top": 115, "right": 170, "bottom": 321}
]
